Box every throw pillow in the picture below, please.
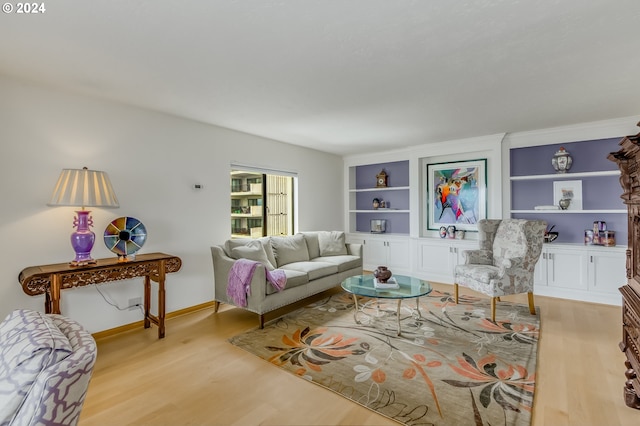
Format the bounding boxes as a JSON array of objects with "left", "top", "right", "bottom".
[
  {"left": 271, "top": 234, "right": 310, "bottom": 267},
  {"left": 231, "top": 241, "right": 275, "bottom": 270},
  {"left": 318, "top": 231, "right": 348, "bottom": 256}
]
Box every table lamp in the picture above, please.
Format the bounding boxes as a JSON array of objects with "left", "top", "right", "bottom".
[{"left": 47, "top": 167, "right": 120, "bottom": 266}]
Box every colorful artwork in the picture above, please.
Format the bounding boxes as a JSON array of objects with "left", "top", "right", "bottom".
[{"left": 427, "top": 159, "right": 487, "bottom": 231}]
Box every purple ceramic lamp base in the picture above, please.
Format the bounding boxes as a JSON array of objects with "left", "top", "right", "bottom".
[{"left": 70, "top": 210, "right": 97, "bottom": 266}]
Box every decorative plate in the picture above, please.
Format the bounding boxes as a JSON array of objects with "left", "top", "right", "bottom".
[{"left": 104, "top": 216, "right": 147, "bottom": 256}]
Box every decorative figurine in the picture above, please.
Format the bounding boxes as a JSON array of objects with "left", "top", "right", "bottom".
[
  {"left": 439, "top": 226, "right": 447, "bottom": 238},
  {"left": 552, "top": 147, "right": 573, "bottom": 173},
  {"left": 376, "top": 169, "right": 388, "bottom": 187}
]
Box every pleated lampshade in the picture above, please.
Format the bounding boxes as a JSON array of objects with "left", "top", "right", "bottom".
[{"left": 47, "top": 167, "right": 119, "bottom": 208}]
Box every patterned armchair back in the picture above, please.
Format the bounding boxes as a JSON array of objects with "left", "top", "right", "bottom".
[{"left": 478, "top": 219, "right": 546, "bottom": 272}]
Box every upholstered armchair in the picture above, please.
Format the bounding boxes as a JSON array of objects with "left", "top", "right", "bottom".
[
  {"left": 454, "top": 219, "right": 547, "bottom": 321},
  {"left": 0, "top": 309, "right": 97, "bottom": 426}
]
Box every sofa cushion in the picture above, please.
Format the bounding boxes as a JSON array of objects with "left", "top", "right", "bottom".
[
  {"left": 266, "top": 269, "right": 309, "bottom": 295},
  {"left": 271, "top": 234, "right": 310, "bottom": 267},
  {"left": 312, "top": 255, "right": 362, "bottom": 273},
  {"left": 230, "top": 240, "right": 275, "bottom": 271},
  {"left": 301, "top": 232, "right": 321, "bottom": 259},
  {"left": 318, "top": 231, "right": 348, "bottom": 256},
  {"left": 226, "top": 237, "right": 277, "bottom": 269},
  {"left": 0, "top": 310, "right": 73, "bottom": 423},
  {"left": 281, "top": 261, "right": 338, "bottom": 281}
]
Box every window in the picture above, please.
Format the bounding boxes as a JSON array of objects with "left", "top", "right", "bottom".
[{"left": 230, "top": 166, "right": 296, "bottom": 239}]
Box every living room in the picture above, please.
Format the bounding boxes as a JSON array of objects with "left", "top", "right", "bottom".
[{"left": 2, "top": 2, "right": 640, "bottom": 425}]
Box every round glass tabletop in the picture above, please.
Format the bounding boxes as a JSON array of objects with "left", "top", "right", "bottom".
[{"left": 341, "top": 274, "right": 432, "bottom": 299}]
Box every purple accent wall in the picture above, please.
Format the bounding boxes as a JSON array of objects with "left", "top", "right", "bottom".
[
  {"left": 355, "top": 161, "right": 410, "bottom": 189},
  {"left": 511, "top": 137, "right": 620, "bottom": 176},
  {"left": 355, "top": 190, "right": 409, "bottom": 210},
  {"left": 355, "top": 161, "right": 410, "bottom": 234},
  {"left": 510, "top": 137, "right": 627, "bottom": 245},
  {"left": 356, "top": 213, "right": 410, "bottom": 234}
]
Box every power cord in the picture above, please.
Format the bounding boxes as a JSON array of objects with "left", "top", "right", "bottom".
[{"left": 94, "top": 285, "right": 144, "bottom": 315}]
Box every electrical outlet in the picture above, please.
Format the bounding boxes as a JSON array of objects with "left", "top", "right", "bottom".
[{"left": 128, "top": 297, "right": 142, "bottom": 311}]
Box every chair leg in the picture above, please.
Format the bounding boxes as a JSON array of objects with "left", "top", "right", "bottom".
[
  {"left": 527, "top": 292, "right": 536, "bottom": 315},
  {"left": 490, "top": 297, "right": 497, "bottom": 322},
  {"left": 259, "top": 314, "right": 265, "bottom": 329},
  {"left": 454, "top": 283, "right": 459, "bottom": 304},
  {"left": 214, "top": 301, "right": 220, "bottom": 313}
]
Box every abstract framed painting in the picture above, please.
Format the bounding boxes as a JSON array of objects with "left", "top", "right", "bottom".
[{"left": 426, "top": 159, "right": 487, "bottom": 231}]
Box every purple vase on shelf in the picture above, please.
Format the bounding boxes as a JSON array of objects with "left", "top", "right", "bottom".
[{"left": 373, "top": 266, "right": 392, "bottom": 283}]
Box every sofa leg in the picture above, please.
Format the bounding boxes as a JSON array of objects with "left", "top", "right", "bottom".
[
  {"left": 259, "top": 314, "right": 265, "bottom": 329},
  {"left": 527, "top": 292, "right": 536, "bottom": 315},
  {"left": 454, "top": 283, "right": 459, "bottom": 304},
  {"left": 213, "top": 301, "right": 220, "bottom": 313},
  {"left": 490, "top": 297, "right": 497, "bottom": 322}
]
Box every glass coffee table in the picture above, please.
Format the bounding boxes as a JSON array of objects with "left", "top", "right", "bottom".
[{"left": 341, "top": 274, "right": 432, "bottom": 336}]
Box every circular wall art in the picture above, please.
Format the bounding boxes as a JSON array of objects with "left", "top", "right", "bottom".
[{"left": 104, "top": 216, "right": 147, "bottom": 258}]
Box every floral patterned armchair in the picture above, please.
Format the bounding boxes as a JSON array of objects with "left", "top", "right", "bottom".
[
  {"left": 454, "top": 219, "right": 547, "bottom": 321},
  {"left": 0, "top": 309, "right": 97, "bottom": 426}
]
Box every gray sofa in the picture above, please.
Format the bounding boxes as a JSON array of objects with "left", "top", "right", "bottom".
[{"left": 211, "top": 231, "right": 363, "bottom": 327}]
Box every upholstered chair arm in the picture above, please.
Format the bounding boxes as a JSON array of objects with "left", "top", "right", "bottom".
[{"left": 463, "top": 249, "right": 493, "bottom": 265}]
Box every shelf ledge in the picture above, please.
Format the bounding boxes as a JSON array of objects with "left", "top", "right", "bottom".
[
  {"left": 510, "top": 170, "right": 620, "bottom": 180},
  {"left": 349, "top": 186, "right": 410, "bottom": 192},
  {"left": 349, "top": 210, "right": 411, "bottom": 213},
  {"left": 511, "top": 209, "right": 626, "bottom": 214}
]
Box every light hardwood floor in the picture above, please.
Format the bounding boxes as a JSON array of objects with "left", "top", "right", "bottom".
[{"left": 80, "top": 283, "right": 640, "bottom": 425}]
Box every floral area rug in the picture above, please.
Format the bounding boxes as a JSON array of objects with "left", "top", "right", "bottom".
[{"left": 228, "top": 290, "right": 539, "bottom": 426}]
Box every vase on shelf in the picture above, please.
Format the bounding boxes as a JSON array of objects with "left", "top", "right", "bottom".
[{"left": 558, "top": 198, "right": 571, "bottom": 210}]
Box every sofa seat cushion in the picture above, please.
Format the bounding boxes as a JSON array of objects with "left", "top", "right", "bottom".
[
  {"left": 281, "top": 261, "right": 338, "bottom": 281},
  {"left": 0, "top": 310, "right": 73, "bottom": 423},
  {"left": 312, "top": 255, "right": 362, "bottom": 273},
  {"left": 266, "top": 269, "right": 308, "bottom": 295}
]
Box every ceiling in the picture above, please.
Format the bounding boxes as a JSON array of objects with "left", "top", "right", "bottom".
[{"left": 1, "top": 0, "right": 639, "bottom": 156}]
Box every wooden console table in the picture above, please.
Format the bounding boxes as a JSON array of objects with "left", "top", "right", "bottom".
[{"left": 18, "top": 252, "right": 182, "bottom": 339}]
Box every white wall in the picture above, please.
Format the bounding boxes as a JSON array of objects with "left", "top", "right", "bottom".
[{"left": 0, "top": 75, "right": 344, "bottom": 333}]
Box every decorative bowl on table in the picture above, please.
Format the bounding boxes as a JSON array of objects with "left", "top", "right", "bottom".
[{"left": 104, "top": 216, "right": 147, "bottom": 260}]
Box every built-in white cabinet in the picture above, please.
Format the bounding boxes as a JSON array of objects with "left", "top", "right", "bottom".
[
  {"left": 347, "top": 234, "right": 410, "bottom": 275},
  {"left": 534, "top": 243, "right": 626, "bottom": 304},
  {"left": 414, "top": 238, "right": 476, "bottom": 284}
]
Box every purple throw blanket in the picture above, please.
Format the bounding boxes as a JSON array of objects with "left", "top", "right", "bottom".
[{"left": 227, "top": 259, "right": 287, "bottom": 307}]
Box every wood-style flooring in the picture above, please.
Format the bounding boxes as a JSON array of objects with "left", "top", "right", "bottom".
[{"left": 79, "top": 283, "right": 640, "bottom": 425}]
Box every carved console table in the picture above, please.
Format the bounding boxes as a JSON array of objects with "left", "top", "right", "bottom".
[{"left": 18, "top": 252, "right": 182, "bottom": 339}]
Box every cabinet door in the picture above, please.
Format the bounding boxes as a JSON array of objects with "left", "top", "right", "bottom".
[
  {"left": 546, "top": 247, "right": 588, "bottom": 289},
  {"left": 386, "top": 239, "right": 411, "bottom": 272},
  {"left": 363, "top": 239, "right": 387, "bottom": 271},
  {"left": 588, "top": 249, "right": 626, "bottom": 294},
  {"left": 417, "top": 240, "right": 455, "bottom": 283},
  {"left": 534, "top": 250, "right": 548, "bottom": 286}
]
